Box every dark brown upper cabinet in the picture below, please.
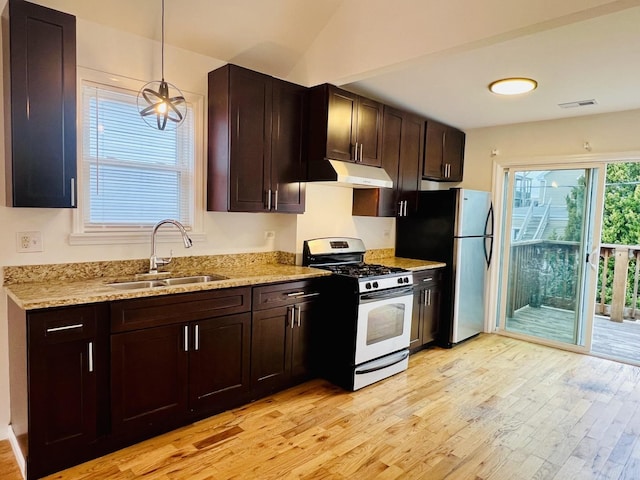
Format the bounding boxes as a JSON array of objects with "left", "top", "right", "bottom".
[
  {"left": 207, "top": 64, "right": 306, "bottom": 213},
  {"left": 422, "top": 119, "right": 465, "bottom": 182},
  {"left": 307, "top": 84, "right": 383, "bottom": 177},
  {"left": 352, "top": 106, "right": 424, "bottom": 217},
  {"left": 3, "top": 0, "right": 77, "bottom": 207}
]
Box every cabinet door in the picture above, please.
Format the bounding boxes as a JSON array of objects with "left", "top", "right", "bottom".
[
  {"left": 397, "top": 113, "right": 424, "bottom": 215},
  {"left": 28, "top": 304, "right": 107, "bottom": 479},
  {"left": 356, "top": 97, "right": 384, "bottom": 167},
  {"left": 326, "top": 86, "right": 358, "bottom": 162},
  {"left": 251, "top": 305, "right": 291, "bottom": 396},
  {"left": 422, "top": 284, "right": 442, "bottom": 345},
  {"left": 271, "top": 79, "right": 306, "bottom": 213},
  {"left": 372, "top": 107, "right": 402, "bottom": 217},
  {"left": 189, "top": 313, "right": 251, "bottom": 414},
  {"left": 5, "top": 0, "right": 76, "bottom": 208},
  {"left": 423, "top": 120, "right": 446, "bottom": 180},
  {"left": 111, "top": 324, "right": 188, "bottom": 436},
  {"left": 443, "top": 126, "right": 465, "bottom": 182},
  {"left": 228, "top": 66, "right": 272, "bottom": 211},
  {"left": 409, "top": 289, "right": 424, "bottom": 351},
  {"left": 290, "top": 302, "right": 314, "bottom": 382}
]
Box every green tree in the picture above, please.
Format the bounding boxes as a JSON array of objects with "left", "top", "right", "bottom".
[
  {"left": 564, "top": 175, "right": 586, "bottom": 241},
  {"left": 601, "top": 162, "right": 640, "bottom": 245}
]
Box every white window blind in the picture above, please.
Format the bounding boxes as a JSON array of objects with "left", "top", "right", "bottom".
[{"left": 81, "top": 81, "right": 194, "bottom": 231}]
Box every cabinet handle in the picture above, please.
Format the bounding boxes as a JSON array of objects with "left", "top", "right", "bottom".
[
  {"left": 425, "top": 289, "right": 432, "bottom": 306},
  {"left": 359, "top": 143, "right": 364, "bottom": 162},
  {"left": 194, "top": 324, "right": 200, "bottom": 351},
  {"left": 266, "top": 189, "right": 272, "bottom": 210},
  {"left": 287, "top": 291, "right": 306, "bottom": 297},
  {"left": 290, "top": 307, "right": 296, "bottom": 329},
  {"left": 404, "top": 200, "right": 408, "bottom": 217},
  {"left": 46, "top": 323, "right": 83, "bottom": 333},
  {"left": 274, "top": 189, "right": 278, "bottom": 211},
  {"left": 184, "top": 325, "right": 189, "bottom": 352},
  {"left": 422, "top": 277, "right": 433, "bottom": 282},
  {"left": 289, "top": 292, "right": 320, "bottom": 298},
  {"left": 296, "top": 306, "right": 301, "bottom": 327},
  {"left": 71, "top": 178, "right": 76, "bottom": 207},
  {"left": 354, "top": 142, "right": 359, "bottom": 162},
  {"left": 398, "top": 201, "right": 403, "bottom": 216},
  {"left": 88, "top": 341, "right": 94, "bottom": 372}
]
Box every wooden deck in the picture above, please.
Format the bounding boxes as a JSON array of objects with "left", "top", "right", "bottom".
[
  {"left": 3, "top": 334, "right": 640, "bottom": 479},
  {"left": 506, "top": 305, "right": 640, "bottom": 364}
]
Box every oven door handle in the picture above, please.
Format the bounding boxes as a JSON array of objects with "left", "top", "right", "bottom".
[
  {"left": 360, "top": 286, "right": 413, "bottom": 302},
  {"left": 355, "top": 350, "right": 410, "bottom": 375}
]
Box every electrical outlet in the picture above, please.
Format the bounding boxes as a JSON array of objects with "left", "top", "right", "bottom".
[
  {"left": 264, "top": 231, "right": 275, "bottom": 240},
  {"left": 17, "top": 231, "right": 43, "bottom": 252}
]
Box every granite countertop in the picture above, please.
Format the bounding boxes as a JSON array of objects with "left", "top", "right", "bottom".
[
  {"left": 4, "top": 253, "right": 445, "bottom": 310},
  {"left": 374, "top": 257, "right": 446, "bottom": 271}
]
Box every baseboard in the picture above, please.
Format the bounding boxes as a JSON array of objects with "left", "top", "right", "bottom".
[{"left": 8, "top": 426, "right": 26, "bottom": 479}]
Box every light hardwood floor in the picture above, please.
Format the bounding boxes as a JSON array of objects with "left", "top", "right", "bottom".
[{"left": 3, "top": 333, "right": 640, "bottom": 479}]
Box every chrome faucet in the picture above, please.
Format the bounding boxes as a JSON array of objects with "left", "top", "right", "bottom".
[{"left": 149, "top": 219, "right": 193, "bottom": 273}]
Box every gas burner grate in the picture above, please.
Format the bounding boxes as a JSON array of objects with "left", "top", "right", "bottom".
[{"left": 324, "top": 263, "right": 406, "bottom": 278}]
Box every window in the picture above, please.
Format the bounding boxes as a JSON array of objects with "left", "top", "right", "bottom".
[{"left": 78, "top": 78, "right": 197, "bottom": 235}]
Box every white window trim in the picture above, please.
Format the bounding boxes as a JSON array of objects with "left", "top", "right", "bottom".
[{"left": 70, "top": 67, "right": 206, "bottom": 246}]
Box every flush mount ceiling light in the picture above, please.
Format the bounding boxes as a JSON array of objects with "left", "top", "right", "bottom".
[
  {"left": 489, "top": 77, "right": 538, "bottom": 96},
  {"left": 137, "top": 0, "right": 186, "bottom": 130}
]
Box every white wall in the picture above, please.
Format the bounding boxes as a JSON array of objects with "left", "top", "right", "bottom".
[
  {"left": 0, "top": 18, "right": 394, "bottom": 439},
  {"left": 463, "top": 108, "right": 640, "bottom": 192}
]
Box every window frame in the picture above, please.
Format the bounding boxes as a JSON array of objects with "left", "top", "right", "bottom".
[{"left": 70, "top": 68, "right": 205, "bottom": 246}]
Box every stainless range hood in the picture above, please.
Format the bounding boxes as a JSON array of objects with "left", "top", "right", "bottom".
[{"left": 308, "top": 159, "right": 393, "bottom": 189}]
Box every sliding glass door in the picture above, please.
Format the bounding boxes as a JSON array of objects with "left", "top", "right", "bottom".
[{"left": 497, "top": 167, "right": 603, "bottom": 349}]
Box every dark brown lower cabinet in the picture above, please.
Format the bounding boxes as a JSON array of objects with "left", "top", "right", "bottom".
[
  {"left": 111, "top": 323, "right": 188, "bottom": 436},
  {"left": 110, "top": 288, "right": 252, "bottom": 440},
  {"left": 7, "top": 300, "right": 109, "bottom": 480},
  {"left": 189, "top": 312, "right": 251, "bottom": 412},
  {"left": 410, "top": 269, "right": 443, "bottom": 353},
  {"left": 251, "top": 280, "right": 321, "bottom": 397},
  {"left": 8, "top": 281, "right": 319, "bottom": 479}
]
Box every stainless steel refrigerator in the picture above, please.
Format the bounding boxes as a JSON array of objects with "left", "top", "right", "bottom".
[{"left": 396, "top": 188, "right": 493, "bottom": 347}]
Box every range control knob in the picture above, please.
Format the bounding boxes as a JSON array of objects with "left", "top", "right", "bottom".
[
  {"left": 397, "top": 277, "right": 404, "bottom": 284},
  {"left": 403, "top": 277, "right": 410, "bottom": 284},
  {"left": 372, "top": 281, "right": 379, "bottom": 289},
  {"left": 365, "top": 282, "right": 372, "bottom": 289}
]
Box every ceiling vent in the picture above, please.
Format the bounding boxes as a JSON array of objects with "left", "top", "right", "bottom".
[{"left": 558, "top": 99, "right": 598, "bottom": 109}]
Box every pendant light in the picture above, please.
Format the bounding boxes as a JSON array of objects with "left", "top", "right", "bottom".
[{"left": 137, "top": 0, "right": 186, "bottom": 130}]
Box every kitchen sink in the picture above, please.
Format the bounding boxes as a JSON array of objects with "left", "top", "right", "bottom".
[
  {"left": 162, "top": 275, "right": 227, "bottom": 285},
  {"left": 108, "top": 274, "right": 228, "bottom": 290}
]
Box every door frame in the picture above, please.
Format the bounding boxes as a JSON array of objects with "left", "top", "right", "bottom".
[{"left": 487, "top": 151, "right": 640, "bottom": 354}]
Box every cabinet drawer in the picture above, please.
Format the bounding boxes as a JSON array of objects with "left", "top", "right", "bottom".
[
  {"left": 111, "top": 287, "right": 251, "bottom": 333},
  {"left": 252, "top": 280, "right": 322, "bottom": 311},
  {"left": 30, "top": 304, "right": 103, "bottom": 344},
  {"left": 413, "top": 268, "right": 443, "bottom": 287}
]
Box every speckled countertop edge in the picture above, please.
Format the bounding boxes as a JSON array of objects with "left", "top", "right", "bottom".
[{"left": 3, "top": 250, "right": 445, "bottom": 310}]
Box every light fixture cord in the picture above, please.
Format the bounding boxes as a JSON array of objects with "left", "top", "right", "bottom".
[{"left": 161, "top": 0, "right": 165, "bottom": 81}]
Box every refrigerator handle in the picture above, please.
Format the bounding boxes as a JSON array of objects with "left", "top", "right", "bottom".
[
  {"left": 484, "top": 203, "right": 494, "bottom": 237},
  {"left": 485, "top": 235, "right": 494, "bottom": 268},
  {"left": 484, "top": 203, "right": 494, "bottom": 268}
]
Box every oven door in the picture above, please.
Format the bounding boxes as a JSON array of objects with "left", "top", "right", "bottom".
[{"left": 355, "top": 286, "right": 413, "bottom": 365}]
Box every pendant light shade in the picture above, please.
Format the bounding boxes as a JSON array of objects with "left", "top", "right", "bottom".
[{"left": 137, "top": 0, "right": 186, "bottom": 130}]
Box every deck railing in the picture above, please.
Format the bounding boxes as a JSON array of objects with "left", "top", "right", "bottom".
[
  {"left": 596, "top": 244, "right": 640, "bottom": 321},
  {"left": 507, "top": 242, "right": 640, "bottom": 321}
]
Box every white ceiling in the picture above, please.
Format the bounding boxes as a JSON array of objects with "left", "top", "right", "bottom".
[{"left": 28, "top": 0, "right": 640, "bottom": 130}]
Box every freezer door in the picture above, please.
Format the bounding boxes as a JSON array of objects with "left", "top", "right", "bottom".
[
  {"left": 456, "top": 189, "right": 492, "bottom": 237},
  {"left": 451, "top": 236, "right": 486, "bottom": 343}
]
